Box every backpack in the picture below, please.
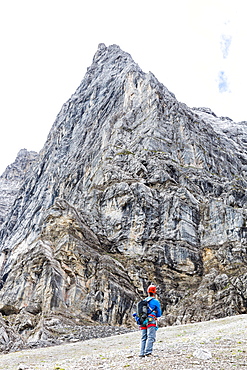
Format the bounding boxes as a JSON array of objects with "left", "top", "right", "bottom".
[{"left": 136, "top": 297, "right": 154, "bottom": 325}]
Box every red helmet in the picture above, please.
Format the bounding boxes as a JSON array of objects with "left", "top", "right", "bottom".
[{"left": 147, "top": 284, "right": 157, "bottom": 294}]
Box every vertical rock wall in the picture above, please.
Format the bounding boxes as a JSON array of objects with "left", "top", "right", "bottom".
[{"left": 0, "top": 45, "right": 247, "bottom": 347}]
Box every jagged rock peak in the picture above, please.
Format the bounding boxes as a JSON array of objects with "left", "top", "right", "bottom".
[
  {"left": 77, "top": 43, "right": 142, "bottom": 91},
  {"left": 89, "top": 43, "right": 141, "bottom": 77},
  {"left": 192, "top": 107, "right": 218, "bottom": 117},
  {"left": 0, "top": 149, "right": 38, "bottom": 228},
  {"left": 0, "top": 148, "right": 38, "bottom": 180},
  {"left": 57, "top": 43, "right": 178, "bottom": 117},
  {"left": 93, "top": 43, "right": 133, "bottom": 64}
]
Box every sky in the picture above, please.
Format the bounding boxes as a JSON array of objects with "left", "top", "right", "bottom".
[{"left": 0, "top": 0, "right": 247, "bottom": 175}]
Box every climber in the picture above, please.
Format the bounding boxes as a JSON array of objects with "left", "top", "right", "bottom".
[{"left": 133, "top": 284, "right": 162, "bottom": 357}]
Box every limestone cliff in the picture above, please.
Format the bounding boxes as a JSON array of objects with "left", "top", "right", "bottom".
[{"left": 0, "top": 44, "right": 247, "bottom": 349}]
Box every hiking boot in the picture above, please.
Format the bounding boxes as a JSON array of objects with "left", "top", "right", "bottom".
[{"left": 139, "top": 354, "right": 145, "bottom": 358}]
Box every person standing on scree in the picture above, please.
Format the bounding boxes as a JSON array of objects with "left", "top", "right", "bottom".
[{"left": 134, "top": 284, "right": 162, "bottom": 357}]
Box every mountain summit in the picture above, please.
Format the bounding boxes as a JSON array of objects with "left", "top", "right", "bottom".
[{"left": 0, "top": 44, "right": 247, "bottom": 350}]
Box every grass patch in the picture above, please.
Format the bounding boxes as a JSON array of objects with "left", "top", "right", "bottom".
[{"left": 116, "top": 150, "right": 135, "bottom": 155}]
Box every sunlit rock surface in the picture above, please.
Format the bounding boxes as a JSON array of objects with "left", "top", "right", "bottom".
[{"left": 0, "top": 44, "right": 247, "bottom": 349}]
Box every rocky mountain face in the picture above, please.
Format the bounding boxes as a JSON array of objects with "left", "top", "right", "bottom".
[
  {"left": 0, "top": 149, "right": 38, "bottom": 227},
  {"left": 1, "top": 43, "right": 247, "bottom": 350}
]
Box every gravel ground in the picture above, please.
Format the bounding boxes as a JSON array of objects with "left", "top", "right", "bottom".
[{"left": 0, "top": 314, "right": 246, "bottom": 370}]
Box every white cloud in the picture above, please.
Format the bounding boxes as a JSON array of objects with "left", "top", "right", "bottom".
[
  {"left": 220, "top": 35, "right": 232, "bottom": 59},
  {"left": 218, "top": 71, "right": 230, "bottom": 93}
]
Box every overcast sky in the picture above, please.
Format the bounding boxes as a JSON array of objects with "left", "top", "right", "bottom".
[{"left": 0, "top": 0, "right": 246, "bottom": 175}]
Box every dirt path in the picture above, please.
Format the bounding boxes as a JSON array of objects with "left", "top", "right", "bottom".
[{"left": 0, "top": 314, "right": 246, "bottom": 369}]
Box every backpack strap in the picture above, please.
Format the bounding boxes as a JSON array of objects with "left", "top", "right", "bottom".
[{"left": 145, "top": 297, "right": 154, "bottom": 315}]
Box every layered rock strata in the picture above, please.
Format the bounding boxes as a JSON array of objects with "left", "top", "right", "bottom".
[{"left": 0, "top": 44, "right": 247, "bottom": 348}]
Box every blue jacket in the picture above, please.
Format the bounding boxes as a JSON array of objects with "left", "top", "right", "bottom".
[
  {"left": 133, "top": 296, "right": 162, "bottom": 328},
  {"left": 145, "top": 297, "right": 162, "bottom": 318}
]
